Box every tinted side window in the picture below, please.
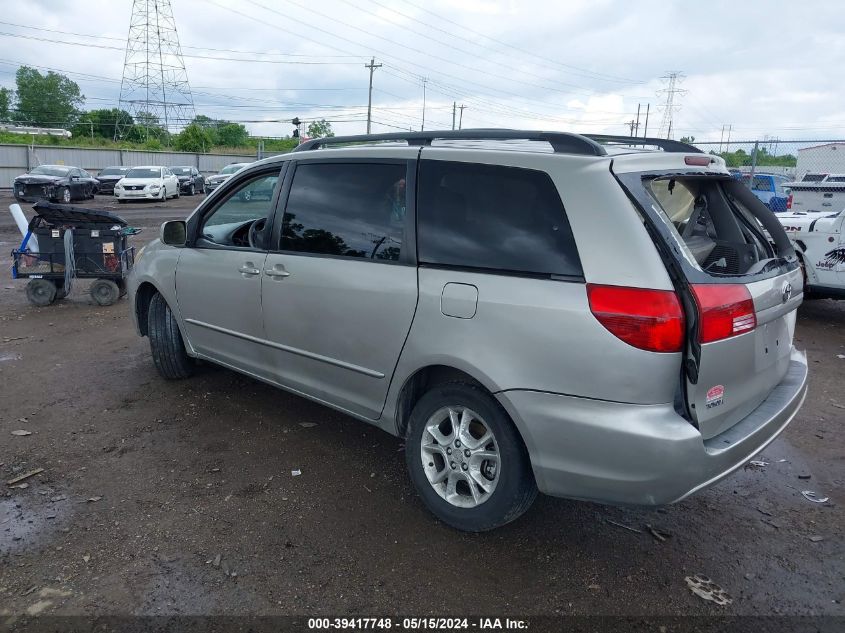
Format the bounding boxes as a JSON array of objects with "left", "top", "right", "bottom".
[
  {"left": 281, "top": 162, "right": 407, "bottom": 262},
  {"left": 417, "top": 160, "right": 582, "bottom": 276}
]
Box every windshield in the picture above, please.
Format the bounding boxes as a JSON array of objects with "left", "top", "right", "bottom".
[
  {"left": 802, "top": 174, "right": 827, "bottom": 182},
  {"left": 220, "top": 163, "right": 249, "bottom": 175},
  {"left": 30, "top": 166, "right": 70, "bottom": 177},
  {"left": 126, "top": 168, "right": 162, "bottom": 179},
  {"left": 171, "top": 167, "right": 192, "bottom": 175},
  {"left": 99, "top": 167, "right": 128, "bottom": 176}
]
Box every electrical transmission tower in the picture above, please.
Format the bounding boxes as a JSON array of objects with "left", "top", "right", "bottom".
[
  {"left": 656, "top": 71, "right": 686, "bottom": 140},
  {"left": 115, "top": 0, "right": 195, "bottom": 141}
]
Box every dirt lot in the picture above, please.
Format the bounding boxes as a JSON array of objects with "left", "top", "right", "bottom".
[{"left": 0, "top": 192, "right": 843, "bottom": 622}]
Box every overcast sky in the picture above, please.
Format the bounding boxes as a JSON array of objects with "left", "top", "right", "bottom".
[{"left": 1, "top": 0, "right": 844, "bottom": 145}]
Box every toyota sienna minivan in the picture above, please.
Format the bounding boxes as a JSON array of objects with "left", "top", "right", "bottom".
[{"left": 128, "top": 130, "right": 808, "bottom": 531}]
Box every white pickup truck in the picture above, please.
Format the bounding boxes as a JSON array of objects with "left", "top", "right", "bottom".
[{"left": 783, "top": 173, "right": 845, "bottom": 214}]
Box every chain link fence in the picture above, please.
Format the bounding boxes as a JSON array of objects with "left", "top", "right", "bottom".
[
  {"left": 681, "top": 139, "right": 845, "bottom": 212},
  {"left": 691, "top": 139, "right": 845, "bottom": 182}
]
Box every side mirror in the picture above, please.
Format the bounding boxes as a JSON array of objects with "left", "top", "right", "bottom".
[{"left": 160, "top": 220, "right": 187, "bottom": 246}]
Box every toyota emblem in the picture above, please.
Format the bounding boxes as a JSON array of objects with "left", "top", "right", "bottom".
[{"left": 781, "top": 281, "right": 792, "bottom": 304}]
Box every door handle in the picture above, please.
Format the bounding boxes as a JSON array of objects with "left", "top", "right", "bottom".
[
  {"left": 264, "top": 265, "right": 291, "bottom": 279},
  {"left": 238, "top": 263, "right": 261, "bottom": 276}
]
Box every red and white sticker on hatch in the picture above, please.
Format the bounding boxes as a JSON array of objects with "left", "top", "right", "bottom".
[{"left": 706, "top": 385, "right": 725, "bottom": 409}]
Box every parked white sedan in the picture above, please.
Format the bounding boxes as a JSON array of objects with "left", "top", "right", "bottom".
[{"left": 115, "top": 166, "right": 180, "bottom": 203}]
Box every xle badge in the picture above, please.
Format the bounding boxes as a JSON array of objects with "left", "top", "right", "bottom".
[{"left": 706, "top": 385, "right": 725, "bottom": 409}]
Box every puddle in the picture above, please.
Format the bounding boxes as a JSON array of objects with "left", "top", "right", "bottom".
[
  {"left": 0, "top": 493, "right": 69, "bottom": 554},
  {"left": 0, "top": 352, "right": 23, "bottom": 362}
]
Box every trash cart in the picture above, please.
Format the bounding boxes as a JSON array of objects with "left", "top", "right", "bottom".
[{"left": 11, "top": 202, "right": 139, "bottom": 307}]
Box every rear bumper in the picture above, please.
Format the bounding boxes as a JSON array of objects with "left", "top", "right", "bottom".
[{"left": 496, "top": 347, "right": 808, "bottom": 505}]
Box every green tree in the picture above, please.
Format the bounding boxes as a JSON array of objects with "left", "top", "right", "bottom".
[
  {"left": 306, "top": 119, "right": 334, "bottom": 138},
  {"left": 217, "top": 122, "right": 249, "bottom": 147},
  {"left": 680, "top": 135, "right": 695, "bottom": 144},
  {"left": 126, "top": 110, "right": 168, "bottom": 143},
  {"left": 72, "top": 108, "right": 134, "bottom": 139},
  {"left": 0, "top": 87, "right": 11, "bottom": 120},
  {"left": 13, "top": 66, "right": 83, "bottom": 128},
  {"left": 191, "top": 114, "right": 220, "bottom": 144},
  {"left": 174, "top": 123, "right": 214, "bottom": 152}
]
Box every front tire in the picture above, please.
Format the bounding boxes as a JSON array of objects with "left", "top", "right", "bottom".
[
  {"left": 147, "top": 293, "right": 194, "bottom": 379},
  {"left": 188, "top": 183, "right": 195, "bottom": 196},
  {"left": 26, "top": 279, "right": 57, "bottom": 306},
  {"left": 405, "top": 383, "right": 537, "bottom": 532},
  {"left": 54, "top": 186, "right": 71, "bottom": 204}
]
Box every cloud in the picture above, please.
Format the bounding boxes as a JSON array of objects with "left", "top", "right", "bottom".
[{"left": 0, "top": 0, "right": 842, "bottom": 142}]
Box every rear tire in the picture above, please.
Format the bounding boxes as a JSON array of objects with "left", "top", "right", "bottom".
[
  {"left": 405, "top": 382, "right": 537, "bottom": 532},
  {"left": 148, "top": 292, "right": 194, "bottom": 379},
  {"left": 90, "top": 279, "right": 120, "bottom": 306},
  {"left": 26, "top": 279, "right": 57, "bottom": 306}
]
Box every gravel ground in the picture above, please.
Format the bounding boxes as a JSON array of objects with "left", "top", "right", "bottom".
[{"left": 0, "top": 193, "right": 842, "bottom": 623}]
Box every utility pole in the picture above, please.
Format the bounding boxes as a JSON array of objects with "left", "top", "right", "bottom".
[
  {"left": 725, "top": 124, "right": 732, "bottom": 152},
  {"left": 364, "top": 57, "right": 381, "bottom": 134},
  {"left": 656, "top": 71, "right": 687, "bottom": 139},
  {"left": 458, "top": 104, "right": 466, "bottom": 130},
  {"left": 633, "top": 103, "right": 641, "bottom": 137},
  {"left": 421, "top": 77, "right": 428, "bottom": 131},
  {"left": 628, "top": 119, "right": 637, "bottom": 136},
  {"left": 643, "top": 103, "right": 650, "bottom": 137},
  {"left": 452, "top": 102, "right": 456, "bottom": 130}
]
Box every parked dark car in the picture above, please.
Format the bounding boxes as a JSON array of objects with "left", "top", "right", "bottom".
[
  {"left": 171, "top": 166, "right": 205, "bottom": 195},
  {"left": 13, "top": 165, "right": 99, "bottom": 203},
  {"left": 95, "top": 166, "right": 130, "bottom": 195}
]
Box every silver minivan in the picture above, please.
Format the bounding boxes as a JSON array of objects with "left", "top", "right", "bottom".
[{"left": 128, "top": 130, "right": 808, "bottom": 532}]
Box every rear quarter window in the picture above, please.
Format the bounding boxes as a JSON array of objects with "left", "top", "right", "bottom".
[{"left": 416, "top": 160, "right": 582, "bottom": 277}]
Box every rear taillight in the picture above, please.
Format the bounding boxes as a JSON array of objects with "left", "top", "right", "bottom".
[
  {"left": 691, "top": 284, "right": 756, "bottom": 343},
  {"left": 587, "top": 284, "right": 685, "bottom": 353},
  {"left": 786, "top": 193, "right": 793, "bottom": 209}
]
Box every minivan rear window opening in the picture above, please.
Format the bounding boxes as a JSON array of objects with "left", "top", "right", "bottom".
[{"left": 646, "top": 176, "right": 778, "bottom": 276}]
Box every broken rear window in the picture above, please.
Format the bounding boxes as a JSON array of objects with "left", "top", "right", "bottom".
[{"left": 646, "top": 177, "right": 773, "bottom": 276}]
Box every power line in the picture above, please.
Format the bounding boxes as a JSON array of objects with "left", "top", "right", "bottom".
[
  {"left": 336, "top": 0, "right": 638, "bottom": 93},
  {"left": 396, "top": 0, "right": 643, "bottom": 84}
]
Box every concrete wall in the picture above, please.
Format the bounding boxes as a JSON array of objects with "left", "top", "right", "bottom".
[{"left": 0, "top": 144, "right": 287, "bottom": 188}]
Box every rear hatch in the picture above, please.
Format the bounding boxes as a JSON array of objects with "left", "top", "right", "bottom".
[{"left": 614, "top": 157, "right": 803, "bottom": 439}]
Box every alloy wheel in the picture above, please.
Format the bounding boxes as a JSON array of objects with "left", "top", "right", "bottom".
[{"left": 420, "top": 406, "right": 500, "bottom": 508}]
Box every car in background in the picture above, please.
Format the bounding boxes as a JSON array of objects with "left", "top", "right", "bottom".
[
  {"left": 742, "top": 173, "right": 791, "bottom": 212},
  {"left": 13, "top": 165, "right": 99, "bottom": 203},
  {"left": 95, "top": 166, "right": 130, "bottom": 195},
  {"left": 204, "top": 162, "right": 251, "bottom": 193},
  {"left": 171, "top": 166, "right": 206, "bottom": 196},
  {"left": 782, "top": 173, "right": 845, "bottom": 215},
  {"left": 114, "top": 166, "right": 180, "bottom": 203}
]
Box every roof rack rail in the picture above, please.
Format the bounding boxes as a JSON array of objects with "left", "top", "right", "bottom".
[
  {"left": 293, "top": 129, "right": 608, "bottom": 156},
  {"left": 583, "top": 134, "right": 703, "bottom": 154}
]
